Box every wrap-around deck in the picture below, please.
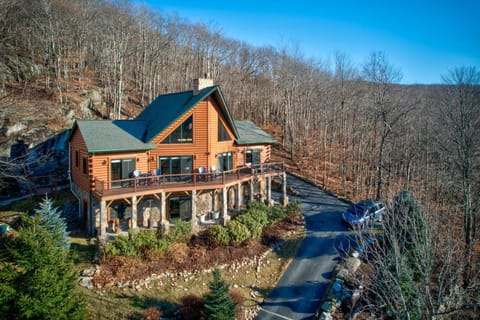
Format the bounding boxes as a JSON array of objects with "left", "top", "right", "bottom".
[{"left": 94, "top": 162, "right": 286, "bottom": 201}]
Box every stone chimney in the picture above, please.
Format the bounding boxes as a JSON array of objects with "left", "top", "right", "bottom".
[{"left": 193, "top": 78, "right": 214, "bottom": 95}]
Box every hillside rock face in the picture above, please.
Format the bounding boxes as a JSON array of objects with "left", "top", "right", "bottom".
[
  {"left": 0, "top": 49, "right": 112, "bottom": 156},
  {"left": 0, "top": 88, "right": 106, "bottom": 157},
  {"left": 0, "top": 46, "right": 44, "bottom": 84}
]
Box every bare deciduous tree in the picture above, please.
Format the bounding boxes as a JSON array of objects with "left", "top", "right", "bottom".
[{"left": 437, "top": 66, "right": 480, "bottom": 286}]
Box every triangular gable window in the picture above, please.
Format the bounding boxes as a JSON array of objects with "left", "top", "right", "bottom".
[
  {"left": 218, "top": 117, "right": 231, "bottom": 141},
  {"left": 161, "top": 115, "right": 193, "bottom": 144}
]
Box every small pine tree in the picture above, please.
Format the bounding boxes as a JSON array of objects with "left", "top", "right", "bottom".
[
  {"left": 203, "top": 268, "right": 237, "bottom": 320},
  {"left": 0, "top": 212, "right": 85, "bottom": 319},
  {"left": 36, "top": 196, "right": 70, "bottom": 250}
]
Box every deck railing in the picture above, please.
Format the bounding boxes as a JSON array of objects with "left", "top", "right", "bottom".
[{"left": 94, "top": 162, "right": 284, "bottom": 198}]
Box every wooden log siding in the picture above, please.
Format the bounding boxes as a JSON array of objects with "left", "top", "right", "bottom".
[
  {"left": 90, "top": 152, "right": 150, "bottom": 190},
  {"left": 208, "top": 97, "right": 237, "bottom": 168},
  {"left": 70, "top": 129, "right": 90, "bottom": 192},
  {"left": 149, "top": 98, "right": 238, "bottom": 172}
]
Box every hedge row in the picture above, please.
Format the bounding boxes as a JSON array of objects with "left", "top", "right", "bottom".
[
  {"left": 104, "top": 219, "right": 192, "bottom": 258},
  {"left": 104, "top": 201, "right": 302, "bottom": 257},
  {"left": 207, "top": 200, "right": 301, "bottom": 246}
]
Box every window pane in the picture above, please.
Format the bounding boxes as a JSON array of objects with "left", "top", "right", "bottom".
[
  {"left": 181, "top": 156, "right": 192, "bottom": 174},
  {"left": 246, "top": 150, "right": 252, "bottom": 163},
  {"left": 111, "top": 160, "right": 122, "bottom": 181},
  {"left": 161, "top": 115, "right": 193, "bottom": 144},
  {"left": 247, "top": 149, "right": 261, "bottom": 165},
  {"left": 122, "top": 159, "right": 135, "bottom": 179},
  {"left": 218, "top": 117, "right": 230, "bottom": 141}
]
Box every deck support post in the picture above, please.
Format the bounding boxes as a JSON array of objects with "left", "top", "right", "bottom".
[
  {"left": 267, "top": 176, "right": 272, "bottom": 206},
  {"left": 235, "top": 183, "right": 242, "bottom": 211},
  {"left": 131, "top": 196, "right": 137, "bottom": 231},
  {"left": 281, "top": 173, "right": 289, "bottom": 206},
  {"left": 99, "top": 200, "right": 107, "bottom": 238},
  {"left": 221, "top": 187, "right": 230, "bottom": 225},
  {"left": 191, "top": 190, "right": 198, "bottom": 229},
  {"left": 160, "top": 192, "right": 169, "bottom": 235},
  {"left": 249, "top": 178, "right": 254, "bottom": 203},
  {"left": 259, "top": 178, "right": 266, "bottom": 203},
  {"left": 160, "top": 192, "right": 166, "bottom": 222}
]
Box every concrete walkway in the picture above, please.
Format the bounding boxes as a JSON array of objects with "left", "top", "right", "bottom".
[{"left": 257, "top": 174, "right": 352, "bottom": 320}]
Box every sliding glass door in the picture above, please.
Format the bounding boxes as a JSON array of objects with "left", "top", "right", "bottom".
[
  {"left": 159, "top": 156, "right": 192, "bottom": 181},
  {"left": 110, "top": 158, "right": 135, "bottom": 188},
  {"left": 217, "top": 152, "right": 233, "bottom": 172}
]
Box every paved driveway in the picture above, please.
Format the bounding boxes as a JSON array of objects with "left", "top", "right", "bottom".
[{"left": 256, "top": 174, "right": 352, "bottom": 320}]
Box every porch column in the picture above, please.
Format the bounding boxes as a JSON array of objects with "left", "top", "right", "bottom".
[
  {"left": 160, "top": 192, "right": 166, "bottom": 223},
  {"left": 191, "top": 190, "right": 198, "bottom": 228},
  {"left": 99, "top": 200, "right": 107, "bottom": 238},
  {"left": 235, "top": 183, "right": 242, "bottom": 211},
  {"left": 131, "top": 196, "right": 138, "bottom": 231},
  {"left": 267, "top": 176, "right": 272, "bottom": 206},
  {"left": 282, "top": 173, "right": 289, "bottom": 206},
  {"left": 221, "top": 187, "right": 230, "bottom": 225},
  {"left": 160, "top": 191, "right": 169, "bottom": 235},
  {"left": 249, "top": 178, "right": 254, "bottom": 202},
  {"left": 259, "top": 178, "right": 266, "bottom": 203}
]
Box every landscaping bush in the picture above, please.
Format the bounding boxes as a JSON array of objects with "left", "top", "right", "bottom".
[
  {"left": 168, "top": 219, "right": 193, "bottom": 243},
  {"left": 111, "top": 234, "right": 138, "bottom": 257},
  {"left": 104, "top": 229, "right": 171, "bottom": 258},
  {"left": 227, "top": 220, "right": 251, "bottom": 245},
  {"left": 207, "top": 225, "right": 230, "bottom": 247},
  {"left": 178, "top": 294, "right": 205, "bottom": 320},
  {"left": 235, "top": 214, "right": 263, "bottom": 239},
  {"left": 247, "top": 201, "right": 268, "bottom": 212},
  {"left": 286, "top": 199, "right": 301, "bottom": 214},
  {"left": 269, "top": 206, "right": 287, "bottom": 223},
  {"left": 143, "top": 306, "right": 163, "bottom": 320}
]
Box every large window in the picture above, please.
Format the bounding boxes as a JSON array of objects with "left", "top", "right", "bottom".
[
  {"left": 159, "top": 156, "right": 192, "bottom": 181},
  {"left": 161, "top": 115, "right": 193, "bottom": 144},
  {"left": 218, "top": 117, "right": 231, "bottom": 141},
  {"left": 246, "top": 149, "right": 261, "bottom": 165},
  {"left": 217, "top": 152, "right": 233, "bottom": 172},
  {"left": 110, "top": 158, "right": 135, "bottom": 188}
]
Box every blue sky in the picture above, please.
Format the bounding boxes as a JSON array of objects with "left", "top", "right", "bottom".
[{"left": 138, "top": 0, "right": 479, "bottom": 84}]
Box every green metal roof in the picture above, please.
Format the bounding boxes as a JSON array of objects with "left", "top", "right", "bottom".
[
  {"left": 135, "top": 85, "right": 239, "bottom": 142},
  {"left": 74, "top": 120, "right": 156, "bottom": 154},
  {"left": 235, "top": 120, "right": 276, "bottom": 145},
  {"left": 71, "top": 85, "right": 272, "bottom": 153}
]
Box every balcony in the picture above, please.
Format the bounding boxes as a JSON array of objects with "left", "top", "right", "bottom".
[{"left": 93, "top": 162, "right": 285, "bottom": 200}]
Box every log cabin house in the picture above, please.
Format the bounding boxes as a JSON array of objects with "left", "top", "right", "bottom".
[{"left": 68, "top": 79, "right": 288, "bottom": 237}]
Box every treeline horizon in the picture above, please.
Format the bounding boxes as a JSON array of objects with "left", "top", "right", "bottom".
[{"left": 1, "top": 0, "right": 478, "bottom": 200}]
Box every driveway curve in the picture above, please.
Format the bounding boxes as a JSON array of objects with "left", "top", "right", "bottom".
[{"left": 256, "top": 174, "right": 352, "bottom": 320}]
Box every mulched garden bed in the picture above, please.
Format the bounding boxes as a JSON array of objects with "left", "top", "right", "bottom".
[{"left": 93, "top": 212, "right": 304, "bottom": 289}]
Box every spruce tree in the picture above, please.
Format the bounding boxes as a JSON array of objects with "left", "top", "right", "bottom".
[
  {"left": 36, "top": 196, "right": 70, "bottom": 250},
  {"left": 0, "top": 209, "right": 85, "bottom": 319},
  {"left": 203, "top": 268, "right": 237, "bottom": 320}
]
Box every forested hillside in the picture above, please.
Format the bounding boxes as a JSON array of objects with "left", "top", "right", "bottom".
[{"left": 1, "top": 0, "right": 478, "bottom": 317}]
